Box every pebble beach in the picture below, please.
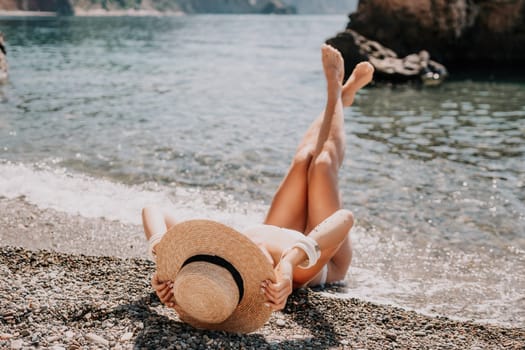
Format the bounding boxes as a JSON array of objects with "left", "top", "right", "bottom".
[{"left": 1, "top": 196, "right": 524, "bottom": 350}]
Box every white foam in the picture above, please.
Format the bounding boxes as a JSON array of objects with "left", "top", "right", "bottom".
[
  {"left": 336, "top": 226, "right": 525, "bottom": 327},
  {"left": 0, "top": 161, "right": 266, "bottom": 227}
]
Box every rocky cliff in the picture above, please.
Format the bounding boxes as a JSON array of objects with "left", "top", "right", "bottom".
[
  {"left": 0, "top": 0, "right": 295, "bottom": 14},
  {"left": 342, "top": 0, "right": 525, "bottom": 72},
  {"left": 166, "top": 0, "right": 295, "bottom": 14},
  {"left": 0, "top": 0, "right": 73, "bottom": 14},
  {"left": 0, "top": 32, "right": 7, "bottom": 83}
]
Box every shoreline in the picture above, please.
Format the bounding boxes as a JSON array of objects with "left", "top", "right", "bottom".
[
  {"left": 0, "top": 196, "right": 145, "bottom": 259},
  {"left": 1, "top": 196, "right": 524, "bottom": 349},
  {"left": 0, "top": 10, "right": 56, "bottom": 17},
  {"left": 0, "top": 9, "right": 185, "bottom": 17}
]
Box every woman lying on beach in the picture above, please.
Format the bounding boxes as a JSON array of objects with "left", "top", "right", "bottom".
[{"left": 142, "top": 44, "right": 374, "bottom": 312}]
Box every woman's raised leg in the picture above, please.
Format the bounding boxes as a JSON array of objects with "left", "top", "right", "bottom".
[
  {"left": 293, "top": 46, "right": 373, "bottom": 285},
  {"left": 263, "top": 143, "right": 313, "bottom": 232},
  {"left": 264, "top": 48, "right": 374, "bottom": 236}
]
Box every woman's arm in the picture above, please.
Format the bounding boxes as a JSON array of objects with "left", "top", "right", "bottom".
[
  {"left": 262, "top": 209, "right": 354, "bottom": 310},
  {"left": 261, "top": 245, "right": 307, "bottom": 310},
  {"left": 306, "top": 209, "right": 354, "bottom": 253}
]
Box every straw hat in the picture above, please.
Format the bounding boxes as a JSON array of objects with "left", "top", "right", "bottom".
[{"left": 155, "top": 219, "right": 276, "bottom": 333}]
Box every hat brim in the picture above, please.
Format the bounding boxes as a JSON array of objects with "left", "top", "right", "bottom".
[{"left": 155, "top": 219, "right": 275, "bottom": 333}]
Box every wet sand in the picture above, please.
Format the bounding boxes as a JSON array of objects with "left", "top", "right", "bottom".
[{"left": 1, "top": 196, "right": 524, "bottom": 349}]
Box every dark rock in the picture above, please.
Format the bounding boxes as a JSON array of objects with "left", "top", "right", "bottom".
[
  {"left": 0, "top": 0, "right": 72, "bottom": 15},
  {"left": 0, "top": 32, "right": 7, "bottom": 84},
  {"left": 342, "top": 0, "right": 525, "bottom": 74},
  {"left": 260, "top": 0, "right": 297, "bottom": 14},
  {"left": 326, "top": 29, "right": 447, "bottom": 85},
  {"left": 0, "top": 33, "right": 5, "bottom": 56}
]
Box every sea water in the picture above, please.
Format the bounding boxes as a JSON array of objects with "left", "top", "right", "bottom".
[{"left": 0, "top": 15, "right": 524, "bottom": 327}]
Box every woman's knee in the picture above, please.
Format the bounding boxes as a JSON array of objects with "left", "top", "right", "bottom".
[
  {"left": 310, "top": 149, "right": 338, "bottom": 178},
  {"left": 336, "top": 209, "right": 354, "bottom": 232},
  {"left": 291, "top": 145, "right": 314, "bottom": 169}
]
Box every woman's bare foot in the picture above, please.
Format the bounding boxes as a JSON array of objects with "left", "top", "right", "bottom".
[
  {"left": 341, "top": 61, "right": 374, "bottom": 107},
  {"left": 321, "top": 44, "right": 345, "bottom": 102}
]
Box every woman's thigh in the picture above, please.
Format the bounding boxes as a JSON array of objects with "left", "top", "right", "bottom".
[{"left": 264, "top": 148, "right": 312, "bottom": 232}]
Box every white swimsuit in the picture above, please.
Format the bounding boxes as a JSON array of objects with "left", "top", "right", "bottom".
[{"left": 244, "top": 224, "right": 328, "bottom": 287}]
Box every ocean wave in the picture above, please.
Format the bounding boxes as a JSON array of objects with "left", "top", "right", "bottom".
[{"left": 0, "top": 161, "right": 266, "bottom": 228}]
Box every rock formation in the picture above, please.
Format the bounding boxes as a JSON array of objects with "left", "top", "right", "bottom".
[
  {"left": 331, "top": 0, "right": 525, "bottom": 79},
  {"left": 0, "top": 32, "right": 7, "bottom": 84},
  {"left": 0, "top": 0, "right": 73, "bottom": 14},
  {"left": 327, "top": 29, "right": 447, "bottom": 85},
  {"left": 260, "top": 0, "right": 296, "bottom": 14},
  {"left": 0, "top": 0, "right": 294, "bottom": 14}
]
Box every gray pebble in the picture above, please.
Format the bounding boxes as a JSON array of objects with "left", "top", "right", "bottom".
[
  {"left": 85, "top": 333, "right": 109, "bottom": 346},
  {"left": 47, "top": 335, "right": 61, "bottom": 343},
  {"left": 10, "top": 339, "right": 23, "bottom": 349},
  {"left": 385, "top": 331, "right": 397, "bottom": 341},
  {"left": 120, "top": 332, "right": 133, "bottom": 341},
  {"left": 49, "top": 346, "right": 66, "bottom": 350},
  {"left": 64, "top": 331, "right": 74, "bottom": 339}
]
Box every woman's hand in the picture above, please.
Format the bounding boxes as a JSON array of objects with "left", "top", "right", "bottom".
[
  {"left": 151, "top": 272, "right": 176, "bottom": 308},
  {"left": 151, "top": 273, "right": 188, "bottom": 319},
  {"left": 262, "top": 260, "right": 293, "bottom": 311}
]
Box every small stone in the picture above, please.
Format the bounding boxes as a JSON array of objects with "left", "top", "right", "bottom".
[
  {"left": 47, "top": 335, "right": 61, "bottom": 342},
  {"left": 10, "top": 339, "right": 23, "bottom": 349},
  {"left": 0, "top": 333, "right": 13, "bottom": 340},
  {"left": 65, "top": 331, "right": 74, "bottom": 339},
  {"left": 275, "top": 319, "right": 286, "bottom": 327},
  {"left": 31, "top": 334, "right": 41, "bottom": 344},
  {"left": 120, "top": 332, "right": 133, "bottom": 342},
  {"left": 414, "top": 331, "right": 426, "bottom": 337},
  {"left": 85, "top": 333, "right": 109, "bottom": 346},
  {"left": 50, "top": 346, "right": 66, "bottom": 350},
  {"left": 385, "top": 331, "right": 397, "bottom": 341}
]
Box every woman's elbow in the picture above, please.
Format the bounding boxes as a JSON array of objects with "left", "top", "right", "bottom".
[{"left": 336, "top": 209, "right": 354, "bottom": 233}]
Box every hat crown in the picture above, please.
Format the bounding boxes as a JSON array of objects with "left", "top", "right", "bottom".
[
  {"left": 174, "top": 262, "right": 240, "bottom": 324},
  {"left": 156, "top": 219, "right": 275, "bottom": 333}
]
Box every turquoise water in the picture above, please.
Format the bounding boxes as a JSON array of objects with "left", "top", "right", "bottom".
[{"left": 0, "top": 15, "right": 524, "bottom": 326}]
